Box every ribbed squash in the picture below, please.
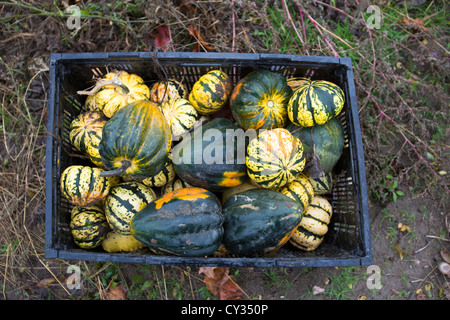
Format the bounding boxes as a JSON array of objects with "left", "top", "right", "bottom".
[
  {"left": 141, "top": 161, "right": 176, "bottom": 188},
  {"left": 307, "top": 172, "right": 333, "bottom": 195},
  {"left": 161, "top": 178, "right": 193, "bottom": 195},
  {"left": 276, "top": 173, "right": 314, "bottom": 211},
  {"left": 172, "top": 118, "right": 247, "bottom": 192},
  {"left": 287, "top": 79, "right": 345, "bottom": 127},
  {"left": 104, "top": 182, "right": 157, "bottom": 235},
  {"left": 189, "top": 70, "right": 232, "bottom": 115},
  {"left": 130, "top": 187, "right": 224, "bottom": 257},
  {"left": 246, "top": 128, "right": 305, "bottom": 189},
  {"left": 101, "top": 231, "right": 146, "bottom": 253},
  {"left": 89, "top": 71, "right": 150, "bottom": 118},
  {"left": 289, "top": 196, "right": 333, "bottom": 251},
  {"left": 287, "top": 77, "right": 311, "bottom": 91},
  {"left": 221, "top": 181, "right": 260, "bottom": 204},
  {"left": 222, "top": 188, "right": 303, "bottom": 257},
  {"left": 230, "top": 70, "right": 293, "bottom": 130},
  {"left": 99, "top": 100, "right": 172, "bottom": 180},
  {"left": 60, "top": 165, "right": 113, "bottom": 207},
  {"left": 69, "top": 111, "right": 108, "bottom": 167},
  {"left": 287, "top": 117, "right": 344, "bottom": 177},
  {"left": 149, "top": 79, "right": 188, "bottom": 104},
  {"left": 70, "top": 205, "right": 109, "bottom": 249},
  {"left": 161, "top": 98, "right": 200, "bottom": 137}
]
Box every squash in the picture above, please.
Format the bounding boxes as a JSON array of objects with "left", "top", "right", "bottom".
[
  {"left": 141, "top": 161, "right": 176, "bottom": 188},
  {"left": 69, "top": 111, "right": 108, "bottom": 167},
  {"left": 70, "top": 205, "right": 109, "bottom": 249},
  {"left": 221, "top": 181, "right": 260, "bottom": 204},
  {"left": 101, "top": 231, "right": 146, "bottom": 253},
  {"left": 287, "top": 79, "right": 345, "bottom": 127},
  {"left": 149, "top": 79, "right": 188, "bottom": 105},
  {"left": 287, "top": 77, "right": 311, "bottom": 91},
  {"left": 99, "top": 100, "right": 172, "bottom": 180},
  {"left": 276, "top": 173, "right": 314, "bottom": 211},
  {"left": 130, "top": 187, "right": 224, "bottom": 257},
  {"left": 189, "top": 70, "right": 232, "bottom": 115},
  {"left": 230, "top": 70, "right": 293, "bottom": 130},
  {"left": 161, "top": 178, "right": 193, "bottom": 194},
  {"left": 222, "top": 188, "right": 303, "bottom": 257},
  {"left": 172, "top": 118, "right": 247, "bottom": 192},
  {"left": 104, "top": 182, "right": 157, "bottom": 235},
  {"left": 307, "top": 172, "right": 333, "bottom": 195},
  {"left": 86, "top": 70, "right": 150, "bottom": 118},
  {"left": 287, "top": 117, "right": 344, "bottom": 177},
  {"left": 289, "top": 196, "right": 333, "bottom": 251},
  {"left": 60, "top": 165, "right": 113, "bottom": 207},
  {"left": 246, "top": 128, "right": 305, "bottom": 189},
  {"left": 161, "top": 98, "right": 200, "bottom": 137}
]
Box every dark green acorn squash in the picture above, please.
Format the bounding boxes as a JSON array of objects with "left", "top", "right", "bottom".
[
  {"left": 172, "top": 118, "right": 247, "bottom": 192},
  {"left": 222, "top": 188, "right": 303, "bottom": 257},
  {"left": 99, "top": 100, "right": 172, "bottom": 180},
  {"left": 130, "top": 187, "right": 224, "bottom": 257},
  {"left": 230, "top": 70, "right": 293, "bottom": 130},
  {"left": 286, "top": 117, "right": 344, "bottom": 178}
]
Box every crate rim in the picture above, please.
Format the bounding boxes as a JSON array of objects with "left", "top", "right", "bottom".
[{"left": 45, "top": 51, "right": 372, "bottom": 268}]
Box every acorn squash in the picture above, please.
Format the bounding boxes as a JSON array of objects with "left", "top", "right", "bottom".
[
  {"left": 246, "top": 128, "right": 305, "bottom": 189},
  {"left": 84, "top": 70, "right": 150, "bottom": 118},
  {"left": 104, "top": 182, "right": 157, "bottom": 235},
  {"left": 172, "top": 118, "right": 247, "bottom": 192},
  {"left": 101, "top": 231, "right": 146, "bottom": 253},
  {"left": 161, "top": 98, "right": 200, "bottom": 137},
  {"left": 130, "top": 187, "right": 224, "bottom": 257},
  {"left": 99, "top": 100, "right": 172, "bottom": 180},
  {"left": 60, "top": 165, "right": 113, "bottom": 207},
  {"left": 287, "top": 117, "right": 344, "bottom": 177},
  {"left": 69, "top": 111, "right": 108, "bottom": 167},
  {"left": 149, "top": 79, "right": 188, "bottom": 105},
  {"left": 289, "top": 196, "right": 333, "bottom": 251},
  {"left": 189, "top": 70, "right": 232, "bottom": 115},
  {"left": 141, "top": 160, "right": 176, "bottom": 188},
  {"left": 70, "top": 205, "right": 109, "bottom": 249},
  {"left": 161, "top": 178, "right": 193, "bottom": 194},
  {"left": 230, "top": 70, "right": 293, "bottom": 130},
  {"left": 276, "top": 173, "right": 314, "bottom": 211},
  {"left": 287, "top": 79, "right": 345, "bottom": 127},
  {"left": 222, "top": 188, "right": 303, "bottom": 257}
]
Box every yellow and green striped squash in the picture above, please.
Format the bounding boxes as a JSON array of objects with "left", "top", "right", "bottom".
[
  {"left": 230, "top": 70, "right": 293, "bottom": 130},
  {"left": 307, "top": 172, "right": 333, "bottom": 195},
  {"left": 289, "top": 196, "right": 333, "bottom": 251},
  {"left": 276, "top": 173, "right": 314, "bottom": 211},
  {"left": 161, "top": 98, "right": 200, "bottom": 137},
  {"left": 287, "top": 80, "right": 345, "bottom": 127},
  {"left": 69, "top": 111, "right": 108, "bottom": 168},
  {"left": 149, "top": 79, "right": 188, "bottom": 105},
  {"left": 246, "top": 128, "right": 306, "bottom": 189},
  {"left": 70, "top": 205, "right": 110, "bottom": 249},
  {"left": 60, "top": 165, "right": 113, "bottom": 207},
  {"left": 104, "top": 182, "right": 157, "bottom": 235},
  {"left": 189, "top": 69, "right": 232, "bottom": 115},
  {"left": 161, "top": 178, "right": 193, "bottom": 195},
  {"left": 94, "top": 71, "right": 150, "bottom": 118},
  {"left": 141, "top": 161, "right": 176, "bottom": 188},
  {"left": 286, "top": 77, "right": 311, "bottom": 91}
]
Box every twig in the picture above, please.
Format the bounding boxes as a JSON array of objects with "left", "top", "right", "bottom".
[
  {"left": 77, "top": 72, "right": 125, "bottom": 96},
  {"left": 231, "top": 0, "right": 236, "bottom": 52},
  {"left": 281, "top": 0, "right": 304, "bottom": 54}
]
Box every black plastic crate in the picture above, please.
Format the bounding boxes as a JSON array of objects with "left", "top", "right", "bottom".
[{"left": 45, "top": 52, "right": 372, "bottom": 268}]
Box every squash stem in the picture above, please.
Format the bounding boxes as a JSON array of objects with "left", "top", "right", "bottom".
[{"left": 100, "top": 160, "right": 132, "bottom": 177}]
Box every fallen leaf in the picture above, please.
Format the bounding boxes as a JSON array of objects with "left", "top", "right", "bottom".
[
  {"left": 312, "top": 285, "right": 325, "bottom": 295},
  {"left": 398, "top": 222, "right": 411, "bottom": 232},
  {"left": 199, "top": 267, "right": 244, "bottom": 300},
  {"left": 146, "top": 25, "right": 172, "bottom": 51},
  {"left": 394, "top": 243, "right": 404, "bottom": 260},
  {"left": 188, "top": 25, "right": 214, "bottom": 52},
  {"left": 103, "top": 284, "right": 128, "bottom": 300},
  {"left": 441, "top": 250, "right": 450, "bottom": 264},
  {"left": 416, "top": 288, "right": 427, "bottom": 300},
  {"left": 402, "top": 17, "right": 427, "bottom": 31},
  {"left": 37, "top": 277, "right": 65, "bottom": 287}
]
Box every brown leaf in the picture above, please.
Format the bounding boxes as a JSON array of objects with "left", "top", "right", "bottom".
[
  {"left": 104, "top": 284, "right": 128, "bottom": 300},
  {"left": 188, "top": 25, "right": 214, "bottom": 52},
  {"left": 402, "top": 17, "right": 427, "bottom": 30},
  {"left": 37, "top": 277, "right": 65, "bottom": 287},
  {"left": 146, "top": 25, "right": 172, "bottom": 51},
  {"left": 199, "top": 267, "right": 244, "bottom": 300}
]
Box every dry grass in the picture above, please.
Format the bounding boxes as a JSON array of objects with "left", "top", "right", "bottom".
[{"left": 0, "top": 0, "right": 448, "bottom": 300}]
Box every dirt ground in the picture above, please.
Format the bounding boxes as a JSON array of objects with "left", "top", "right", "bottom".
[{"left": 0, "top": 1, "right": 449, "bottom": 301}]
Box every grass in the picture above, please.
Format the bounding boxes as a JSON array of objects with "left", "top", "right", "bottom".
[{"left": 0, "top": 0, "right": 448, "bottom": 300}]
